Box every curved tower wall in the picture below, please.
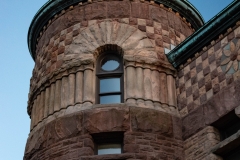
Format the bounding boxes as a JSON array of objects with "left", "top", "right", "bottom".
[{"left": 25, "top": 0, "right": 203, "bottom": 159}]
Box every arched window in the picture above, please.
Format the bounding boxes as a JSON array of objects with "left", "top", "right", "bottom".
[{"left": 96, "top": 51, "right": 123, "bottom": 104}]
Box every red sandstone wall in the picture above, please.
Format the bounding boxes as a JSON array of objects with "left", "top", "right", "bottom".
[
  {"left": 31, "top": 0, "right": 193, "bottom": 96},
  {"left": 24, "top": 106, "right": 183, "bottom": 160},
  {"left": 27, "top": 0, "right": 194, "bottom": 129},
  {"left": 177, "top": 21, "right": 240, "bottom": 159},
  {"left": 25, "top": 1, "right": 195, "bottom": 159}
]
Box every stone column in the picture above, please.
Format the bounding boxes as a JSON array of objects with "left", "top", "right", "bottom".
[
  {"left": 36, "top": 95, "right": 40, "bottom": 125},
  {"left": 54, "top": 80, "right": 61, "bottom": 112},
  {"left": 49, "top": 83, "right": 55, "bottom": 115},
  {"left": 61, "top": 76, "right": 69, "bottom": 109},
  {"left": 39, "top": 91, "right": 45, "bottom": 121},
  {"left": 31, "top": 101, "right": 36, "bottom": 129},
  {"left": 75, "top": 71, "right": 83, "bottom": 104},
  {"left": 136, "top": 67, "right": 144, "bottom": 106},
  {"left": 83, "top": 69, "right": 93, "bottom": 107},
  {"left": 151, "top": 70, "right": 161, "bottom": 108},
  {"left": 44, "top": 87, "right": 50, "bottom": 119},
  {"left": 159, "top": 72, "right": 168, "bottom": 106},
  {"left": 144, "top": 68, "right": 153, "bottom": 108},
  {"left": 167, "top": 75, "right": 177, "bottom": 109},
  {"left": 126, "top": 66, "right": 136, "bottom": 103},
  {"left": 68, "top": 74, "right": 75, "bottom": 106}
]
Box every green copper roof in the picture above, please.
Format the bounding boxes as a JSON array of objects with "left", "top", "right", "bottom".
[
  {"left": 28, "top": 0, "right": 204, "bottom": 60},
  {"left": 167, "top": 0, "right": 240, "bottom": 68}
]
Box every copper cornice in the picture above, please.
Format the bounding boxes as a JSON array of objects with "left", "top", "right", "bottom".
[
  {"left": 27, "top": 0, "right": 204, "bottom": 60},
  {"left": 167, "top": 0, "right": 240, "bottom": 68}
]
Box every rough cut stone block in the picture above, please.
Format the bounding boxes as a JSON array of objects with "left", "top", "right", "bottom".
[
  {"left": 172, "top": 116, "right": 182, "bottom": 140},
  {"left": 150, "top": 6, "right": 168, "bottom": 25},
  {"left": 131, "top": 2, "right": 149, "bottom": 19},
  {"left": 107, "top": 1, "right": 130, "bottom": 18},
  {"left": 83, "top": 106, "right": 130, "bottom": 133},
  {"left": 130, "top": 107, "right": 173, "bottom": 136},
  {"left": 63, "top": 8, "right": 84, "bottom": 28},
  {"left": 204, "top": 80, "right": 240, "bottom": 125},
  {"left": 85, "top": 2, "right": 107, "bottom": 20},
  {"left": 182, "top": 106, "right": 205, "bottom": 140}
]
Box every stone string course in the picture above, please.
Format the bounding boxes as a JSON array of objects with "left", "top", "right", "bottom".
[
  {"left": 28, "top": 0, "right": 194, "bottom": 119},
  {"left": 30, "top": 62, "right": 178, "bottom": 131},
  {"left": 36, "top": 0, "right": 194, "bottom": 45},
  {"left": 32, "top": 0, "right": 193, "bottom": 90},
  {"left": 176, "top": 25, "right": 240, "bottom": 117},
  {"left": 24, "top": 106, "right": 183, "bottom": 160},
  {"left": 25, "top": 1, "right": 208, "bottom": 160}
]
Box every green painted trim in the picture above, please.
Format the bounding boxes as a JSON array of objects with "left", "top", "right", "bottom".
[
  {"left": 167, "top": 0, "right": 240, "bottom": 68},
  {"left": 27, "top": 0, "right": 204, "bottom": 60}
]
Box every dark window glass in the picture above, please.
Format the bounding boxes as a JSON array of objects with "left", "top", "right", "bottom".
[
  {"left": 212, "top": 111, "right": 240, "bottom": 140},
  {"left": 100, "top": 78, "right": 120, "bottom": 93},
  {"left": 100, "top": 95, "right": 121, "bottom": 104}
]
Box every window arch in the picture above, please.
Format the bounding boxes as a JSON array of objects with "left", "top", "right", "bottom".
[{"left": 96, "top": 51, "right": 124, "bottom": 104}]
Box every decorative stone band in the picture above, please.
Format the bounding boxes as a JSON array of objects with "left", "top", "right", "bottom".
[
  {"left": 30, "top": 16, "right": 192, "bottom": 97},
  {"left": 30, "top": 67, "right": 95, "bottom": 130},
  {"left": 28, "top": 20, "right": 181, "bottom": 115},
  {"left": 28, "top": 60, "right": 94, "bottom": 116},
  {"left": 29, "top": 57, "right": 178, "bottom": 131},
  {"left": 28, "top": 0, "right": 204, "bottom": 60},
  {"left": 25, "top": 105, "right": 180, "bottom": 160},
  {"left": 125, "top": 61, "right": 177, "bottom": 114}
]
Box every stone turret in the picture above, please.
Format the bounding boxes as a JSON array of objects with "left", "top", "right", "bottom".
[{"left": 24, "top": 0, "right": 203, "bottom": 159}]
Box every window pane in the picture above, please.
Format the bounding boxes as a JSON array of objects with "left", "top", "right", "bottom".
[
  {"left": 100, "top": 78, "right": 120, "bottom": 93},
  {"left": 98, "top": 144, "right": 121, "bottom": 155},
  {"left": 101, "top": 59, "right": 119, "bottom": 71},
  {"left": 100, "top": 95, "right": 121, "bottom": 104}
]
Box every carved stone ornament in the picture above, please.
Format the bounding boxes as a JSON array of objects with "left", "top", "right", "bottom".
[{"left": 221, "top": 38, "right": 240, "bottom": 74}]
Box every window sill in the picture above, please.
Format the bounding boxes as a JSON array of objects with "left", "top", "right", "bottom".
[
  {"left": 81, "top": 153, "right": 135, "bottom": 160},
  {"left": 92, "top": 103, "right": 126, "bottom": 109},
  {"left": 211, "top": 130, "right": 240, "bottom": 156}
]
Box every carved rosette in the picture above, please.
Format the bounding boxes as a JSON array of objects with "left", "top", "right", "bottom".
[{"left": 221, "top": 38, "right": 240, "bottom": 74}]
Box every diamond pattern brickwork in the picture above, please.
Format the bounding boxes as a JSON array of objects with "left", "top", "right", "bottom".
[{"left": 176, "top": 25, "right": 240, "bottom": 117}]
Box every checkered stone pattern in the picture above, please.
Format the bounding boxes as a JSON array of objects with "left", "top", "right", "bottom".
[
  {"left": 30, "top": 23, "right": 82, "bottom": 93},
  {"left": 176, "top": 25, "right": 240, "bottom": 117},
  {"left": 31, "top": 16, "right": 191, "bottom": 93}
]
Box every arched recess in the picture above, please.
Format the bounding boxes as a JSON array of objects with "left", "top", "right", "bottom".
[
  {"left": 65, "top": 20, "right": 156, "bottom": 60},
  {"left": 64, "top": 20, "right": 178, "bottom": 115},
  {"left": 28, "top": 20, "right": 178, "bottom": 133},
  {"left": 95, "top": 44, "right": 124, "bottom": 105}
]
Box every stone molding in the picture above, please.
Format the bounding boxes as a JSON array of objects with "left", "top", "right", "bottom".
[
  {"left": 177, "top": 21, "right": 240, "bottom": 70},
  {"left": 212, "top": 130, "right": 240, "bottom": 157},
  {"left": 28, "top": 62, "right": 94, "bottom": 116},
  {"left": 28, "top": 0, "right": 201, "bottom": 59},
  {"left": 28, "top": 20, "right": 180, "bottom": 118},
  {"left": 30, "top": 10, "right": 192, "bottom": 98},
  {"left": 25, "top": 106, "right": 181, "bottom": 160}
]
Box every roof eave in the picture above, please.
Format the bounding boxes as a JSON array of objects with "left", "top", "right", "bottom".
[{"left": 167, "top": 0, "right": 240, "bottom": 68}]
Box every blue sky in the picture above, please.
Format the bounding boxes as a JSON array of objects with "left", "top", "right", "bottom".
[{"left": 0, "top": 0, "right": 234, "bottom": 159}]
